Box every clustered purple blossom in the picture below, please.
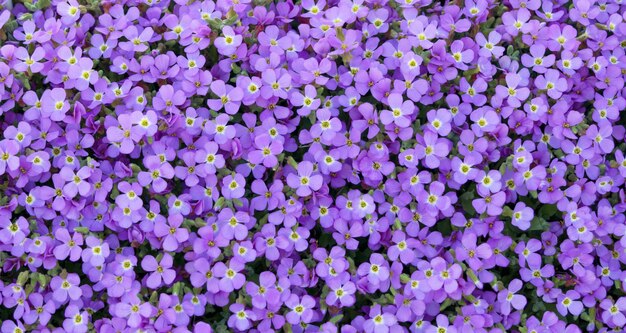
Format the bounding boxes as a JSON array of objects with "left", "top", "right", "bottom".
[{"left": 0, "top": 0, "right": 625, "bottom": 332}]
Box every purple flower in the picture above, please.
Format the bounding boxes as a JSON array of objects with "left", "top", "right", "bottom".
[
  {"left": 535, "top": 69, "right": 568, "bottom": 99},
  {"left": 138, "top": 156, "right": 175, "bottom": 193},
  {"left": 228, "top": 303, "right": 256, "bottom": 331},
  {"left": 364, "top": 304, "right": 398, "bottom": 333},
  {"left": 428, "top": 257, "right": 462, "bottom": 293},
  {"left": 218, "top": 208, "right": 250, "bottom": 241},
  {"left": 417, "top": 130, "right": 450, "bottom": 169},
  {"left": 53, "top": 228, "right": 83, "bottom": 261},
  {"left": 114, "top": 294, "right": 153, "bottom": 328},
  {"left": 388, "top": 231, "right": 417, "bottom": 264},
  {"left": 141, "top": 254, "right": 176, "bottom": 289},
  {"left": 246, "top": 271, "right": 280, "bottom": 309},
  {"left": 222, "top": 174, "right": 246, "bottom": 199},
  {"left": 206, "top": 114, "right": 236, "bottom": 144},
  {"left": 56, "top": 0, "right": 81, "bottom": 24},
  {"left": 0, "top": 1, "right": 623, "bottom": 331},
  {"left": 326, "top": 278, "right": 356, "bottom": 307},
  {"left": 380, "top": 93, "right": 414, "bottom": 128},
  {"left": 254, "top": 224, "right": 287, "bottom": 261},
  {"left": 511, "top": 202, "right": 534, "bottom": 230},
  {"left": 498, "top": 279, "right": 527, "bottom": 315},
  {"left": 285, "top": 294, "right": 315, "bottom": 324},
  {"left": 153, "top": 85, "right": 185, "bottom": 114},
  {"left": 248, "top": 134, "right": 283, "bottom": 168},
  {"left": 23, "top": 293, "right": 55, "bottom": 325},
  {"left": 41, "top": 88, "right": 70, "bottom": 121},
  {"left": 286, "top": 161, "right": 323, "bottom": 196},
  {"left": 120, "top": 26, "right": 154, "bottom": 53},
  {"left": 154, "top": 214, "right": 189, "bottom": 251},
  {"left": 476, "top": 31, "right": 504, "bottom": 58},
  {"left": 60, "top": 306, "right": 88, "bottom": 333},
  {"left": 195, "top": 141, "right": 225, "bottom": 175},
  {"left": 81, "top": 236, "right": 109, "bottom": 267},
  {"left": 456, "top": 233, "right": 492, "bottom": 270},
  {"left": 214, "top": 260, "right": 246, "bottom": 292},
  {"left": 600, "top": 298, "right": 626, "bottom": 327},
  {"left": 50, "top": 273, "right": 82, "bottom": 303},
  {"left": 557, "top": 290, "right": 584, "bottom": 317},
  {"left": 496, "top": 73, "right": 530, "bottom": 107},
  {"left": 358, "top": 253, "right": 390, "bottom": 288},
  {"left": 215, "top": 26, "right": 243, "bottom": 56},
  {"left": 0, "top": 140, "right": 20, "bottom": 175},
  {"left": 207, "top": 81, "right": 243, "bottom": 115},
  {"left": 106, "top": 113, "right": 142, "bottom": 155}
]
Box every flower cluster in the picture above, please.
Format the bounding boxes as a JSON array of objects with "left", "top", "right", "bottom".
[{"left": 0, "top": 0, "right": 625, "bottom": 331}]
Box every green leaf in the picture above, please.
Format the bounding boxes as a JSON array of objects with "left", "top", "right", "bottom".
[
  {"left": 14, "top": 73, "right": 32, "bottom": 90},
  {"left": 393, "top": 218, "right": 402, "bottom": 230},
  {"left": 172, "top": 282, "right": 183, "bottom": 296},
  {"left": 580, "top": 312, "right": 590, "bottom": 321},
  {"left": 330, "top": 314, "right": 343, "bottom": 324},
  {"left": 214, "top": 197, "right": 225, "bottom": 210},
  {"left": 538, "top": 204, "right": 558, "bottom": 219},
  {"left": 501, "top": 205, "right": 513, "bottom": 218},
  {"left": 223, "top": 15, "right": 238, "bottom": 26},
  {"left": 439, "top": 298, "right": 453, "bottom": 311},
  {"left": 149, "top": 291, "right": 159, "bottom": 303},
  {"left": 459, "top": 191, "right": 476, "bottom": 216},
  {"left": 73, "top": 227, "right": 89, "bottom": 234},
  {"left": 21, "top": 8, "right": 35, "bottom": 17},
  {"left": 193, "top": 218, "right": 207, "bottom": 228},
  {"left": 130, "top": 163, "right": 142, "bottom": 175},
  {"left": 286, "top": 156, "right": 299, "bottom": 169},
  {"left": 466, "top": 269, "right": 481, "bottom": 286},
  {"left": 37, "top": 0, "right": 51, "bottom": 9},
  {"left": 531, "top": 301, "right": 545, "bottom": 312},
  {"left": 17, "top": 271, "right": 29, "bottom": 285},
  {"left": 506, "top": 45, "right": 515, "bottom": 56},
  {"left": 529, "top": 217, "right": 549, "bottom": 231},
  {"left": 207, "top": 18, "right": 223, "bottom": 30},
  {"left": 37, "top": 273, "right": 48, "bottom": 288},
  {"left": 346, "top": 257, "right": 356, "bottom": 274}
]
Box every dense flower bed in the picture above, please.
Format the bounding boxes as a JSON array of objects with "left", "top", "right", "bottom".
[{"left": 0, "top": 0, "right": 625, "bottom": 331}]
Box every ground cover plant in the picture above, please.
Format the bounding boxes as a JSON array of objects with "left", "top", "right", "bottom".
[{"left": 0, "top": 0, "right": 625, "bottom": 331}]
